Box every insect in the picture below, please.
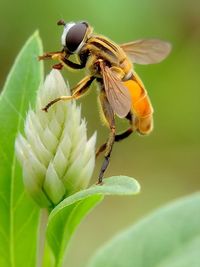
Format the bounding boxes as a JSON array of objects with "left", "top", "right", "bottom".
[{"left": 39, "top": 20, "right": 171, "bottom": 184}]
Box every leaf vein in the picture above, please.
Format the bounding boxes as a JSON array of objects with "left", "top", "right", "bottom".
[
  {"left": 16, "top": 208, "right": 38, "bottom": 240},
  {"left": 13, "top": 191, "right": 25, "bottom": 211}
]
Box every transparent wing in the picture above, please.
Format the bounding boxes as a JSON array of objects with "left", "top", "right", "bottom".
[
  {"left": 101, "top": 65, "right": 131, "bottom": 118},
  {"left": 121, "top": 39, "right": 172, "bottom": 65}
]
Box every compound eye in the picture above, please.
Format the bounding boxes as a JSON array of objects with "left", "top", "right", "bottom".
[{"left": 65, "top": 22, "right": 87, "bottom": 52}]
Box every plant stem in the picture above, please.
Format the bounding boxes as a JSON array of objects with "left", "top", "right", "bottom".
[{"left": 36, "top": 209, "right": 49, "bottom": 267}]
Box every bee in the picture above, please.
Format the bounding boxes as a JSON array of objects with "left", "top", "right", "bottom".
[{"left": 39, "top": 20, "right": 171, "bottom": 184}]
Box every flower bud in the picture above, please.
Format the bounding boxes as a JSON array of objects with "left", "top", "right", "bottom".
[{"left": 15, "top": 70, "right": 96, "bottom": 208}]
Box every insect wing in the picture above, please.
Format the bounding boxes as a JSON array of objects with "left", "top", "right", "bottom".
[
  {"left": 121, "top": 39, "right": 171, "bottom": 65},
  {"left": 101, "top": 65, "right": 131, "bottom": 118}
]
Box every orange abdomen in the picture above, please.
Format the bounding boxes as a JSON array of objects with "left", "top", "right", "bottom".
[{"left": 123, "top": 73, "right": 154, "bottom": 134}]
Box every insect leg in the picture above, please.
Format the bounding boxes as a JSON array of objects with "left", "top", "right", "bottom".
[
  {"left": 96, "top": 112, "right": 134, "bottom": 158},
  {"left": 61, "top": 56, "right": 86, "bottom": 70},
  {"left": 42, "top": 75, "right": 95, "bottom": 112},
  {"left": 115, "top": 112, "right": 134, "bottom": 141},
  {"left": 98, "top": 90, "right": 116, "bottom": 184},
  {"left": 39, "top": 51, "right": 86, "bottom": 70},
  {"left": 38, "top": 51, "right": 64, "bottom": 61},
  {"left": 96, "top": 143, "right": 107, "bottom": 158}
]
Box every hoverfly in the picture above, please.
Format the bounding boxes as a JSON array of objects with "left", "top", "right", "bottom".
[{"left": 39, "top": 20, "right": 171, "bottom": 184}]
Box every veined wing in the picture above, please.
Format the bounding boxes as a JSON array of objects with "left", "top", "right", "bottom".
[
  {"left": 121, "top": 39, "right": 171, "bottom": 65},
  {"left": 100, "top": 65, "right": 131, "bottom": 118}
]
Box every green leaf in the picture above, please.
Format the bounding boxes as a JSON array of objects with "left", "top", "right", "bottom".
[
  {"left": 0, "top": 32, "right": 43, "bottom": 267},
  {"left": 88, "top": 193, "right": 200, "bottom": 267},
  {"left": 47, "top": 176, "right": 140, "bottom": 267}
]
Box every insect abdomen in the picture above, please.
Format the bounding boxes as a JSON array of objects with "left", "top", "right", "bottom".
[{"left": 123, "top": 74, "right": 154, "bottom": 135}]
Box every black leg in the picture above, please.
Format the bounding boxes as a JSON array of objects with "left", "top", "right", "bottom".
[
  {"left": 39, "top": 51, "right": 86, "bottom": 70},
  {"left": 97, "top": 90, "right": 116, "bottom": 184},
  {"left": 96, "top": 112, "right": 134, "bottom": 158},
  {"left": 97, "top": 127, "right": 116, "bottom": 184}
]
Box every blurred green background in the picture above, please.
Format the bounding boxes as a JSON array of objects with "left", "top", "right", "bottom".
[{"left": 0, "top": 0, "right": 200, "bottom": 266}]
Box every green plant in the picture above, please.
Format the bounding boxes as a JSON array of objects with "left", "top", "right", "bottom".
[
  {"left": 0, "top": 32, "right": 199, "bottom": 267},
  {"left": 88, "top": 193, "right": 200, "bottom": 267},
  {"left": 0, "top": 32, "right": 139, "bottom": 267}
]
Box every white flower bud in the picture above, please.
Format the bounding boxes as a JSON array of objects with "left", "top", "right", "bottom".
[{"left": 15, "top": 70, "right": 96, "bottom": 208}]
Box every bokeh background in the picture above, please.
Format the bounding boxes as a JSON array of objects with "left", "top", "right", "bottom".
[{"left": 1, "top": 0, "right": 200, "bottom": 266}]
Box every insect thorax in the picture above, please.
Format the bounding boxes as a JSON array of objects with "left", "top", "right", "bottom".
[{"left": 79, "top": 36, "right": 132, "bottom": 79}]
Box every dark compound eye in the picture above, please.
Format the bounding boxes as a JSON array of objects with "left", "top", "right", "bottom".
[{"left": 65, "top": 22, "right": 88, "bottom": 52}]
